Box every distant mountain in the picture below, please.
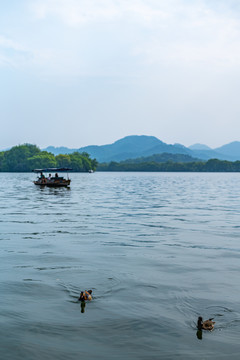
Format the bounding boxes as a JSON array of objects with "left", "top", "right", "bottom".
[
  {"left": 189, "top": 149, "right": 235, "bottom": 161},
  {"left": 189, "top": 143, "right": 212, "bottom": 151},
  {"left": 188, "top": 142, "right": 240, "bottom": 160},
  {"left": 44, "top": 135, "right": 240, "bottom": 163},
  {"left": 214, "top": 141, "right": 240, "bottom": 160},
  {"left": 44, "top": 135, "right": 195, "bottom": 162},
  {"left": 44, "top": 146, "right": 78, "bottom": 155}
]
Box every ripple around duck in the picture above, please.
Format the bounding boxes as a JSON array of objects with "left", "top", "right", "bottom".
[
  {"left": 58, "top": 271, "right": 123, "bottom": 302},
  {"left": 204, "top": 306, "right": 240, "bottom": 329},
  {"left": 175, "top": 290, "right": 240, "bottom": 333}
]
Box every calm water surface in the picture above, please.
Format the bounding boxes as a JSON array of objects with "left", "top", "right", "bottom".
[{"left": 0, "top": 172, "right": 240, "bottom": 359}]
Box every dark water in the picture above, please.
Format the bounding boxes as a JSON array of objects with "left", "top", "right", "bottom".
[{"left": 1, "top": 172, "right": 240, "bottom": 359}]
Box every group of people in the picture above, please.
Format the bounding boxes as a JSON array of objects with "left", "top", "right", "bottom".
[
  {"left": 40, "top": 172, "right": 59, "bottom": 182},
  {"left": 47, "top": 173, "right": 59, "bottom": 180}
]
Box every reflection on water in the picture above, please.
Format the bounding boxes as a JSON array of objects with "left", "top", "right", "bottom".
[
  {"left": 196, "top": 330, "right": 203, "bottom": 340},
  {"left": 80, "top": 301, "right": 86, "bottom": 313},
  {"left": 0, "top": 172, "right": 240, "bottom": 359}
]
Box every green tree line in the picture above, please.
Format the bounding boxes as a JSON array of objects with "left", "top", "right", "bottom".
[
  {"left": 0, "top": 144, "right": 98, "bottom": 172},
  {"left": 98, "top": 158, "right": 240, "bottom": 172},
  {"left": 2, "top": 144, "right": 240, "bottom": 172}
]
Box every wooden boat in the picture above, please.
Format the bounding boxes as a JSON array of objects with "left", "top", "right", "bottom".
[{"left": 33, "top": 168, "right": 72, "bottom": 187}]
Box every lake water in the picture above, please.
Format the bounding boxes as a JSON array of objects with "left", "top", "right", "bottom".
[{"left": 0, "top": 172, "right": 240, "bottom": 359}]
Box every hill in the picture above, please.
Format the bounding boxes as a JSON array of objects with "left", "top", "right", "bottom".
[
  {"left": 214, "top": 141, "right": 240, "bottom": 160},
  {"left": 44, "top": 135, "right": 194, "bottom": 162},
  {"left": 44, "top": 135, "right": 240, "bottom": 162},
  {"left": 0, "top": 144, "right": 97, "bottom": 172},
  {"left": 119, "top": 153, "right": 200, "bottom": 164}
]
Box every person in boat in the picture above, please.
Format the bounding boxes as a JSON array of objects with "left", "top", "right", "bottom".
[
  {"left": 55, "top": 173, "right": 59, "bottom": 178},
  {"left": 197, "top": 316, "right": 215, "bottom": 331},
  {"left": 48, "top": 174, "right": 52, "bottom": 180},
  {"left": 40, "top": 173, "right": 46, "bottom": 184},
  {"left": 40, "top": 172, "right": 45, "bottom": 179},
  {"left": 78, "top": 290, "right": 92, "bottom": 301}
]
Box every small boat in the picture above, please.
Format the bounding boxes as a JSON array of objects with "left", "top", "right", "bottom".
[{"left": 33, "top": 168, "right": 72, "bottom": 187}]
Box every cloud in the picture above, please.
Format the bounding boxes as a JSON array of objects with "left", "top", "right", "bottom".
[
  {"left": 2, "top": 0, "right": 240, "bottom": 74},
  {"left": 0, "top": 35, "right": 26, "bottom": 51},
  {"left": 0, "top": 33, "right": 57, "bottom": 73},
  {"left": 127, "top": 1, "right": 240, "bottom": 68},
  {"left": 29, "top": 0, "right": 240, "bottom": 27},
  {"left": 0, "top": 35, "right": 32, "bottom": 68},
  {"left": 28, "top": 0, "right": 240, "bottom": 70},
  {"left": 30, "top": 0, "right": 170, "bottom": 26}
]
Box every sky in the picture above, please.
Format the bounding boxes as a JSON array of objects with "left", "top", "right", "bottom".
[{"left": 1, "top": 0, "right": 240, "bottom": 149}]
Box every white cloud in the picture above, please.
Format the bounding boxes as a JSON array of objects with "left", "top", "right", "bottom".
[
  {"left": 0, "top": 35, "right": 26, "bottom": 52},
  {"left": 2, "top": 0, "right": 240, "bottom": 73},
  {"left": 0, "top": 33, "right": 56, "bottom": 71},
  {"left": 0, "top": 35, "right": 32, "bottom": 68},
  {"left": 134, "top": 1, "right": 240, "bottom": 67},
  {"left": 29, "top": 0, "right": 240, "bottom": 28},
  {"left": 30, "top": 0, "right": 170, "bottom": 26},
  {"left": 28, "top": 0, "right": 240, "bottom": 70}
]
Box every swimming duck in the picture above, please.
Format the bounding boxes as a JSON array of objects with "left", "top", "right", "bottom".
[
  {"left": 197, "top": 316, "right": 215, "bottom": 331},
  {"left": 78, "top": 290, "right": 92, "bottom": 301}
]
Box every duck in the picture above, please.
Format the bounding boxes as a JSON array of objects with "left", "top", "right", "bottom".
[
  {"left": 78, "top": 290, "right": 92, "bottom": 301},
  {"left": 197, "top": 316, "right": 215, "bottom": 331}
]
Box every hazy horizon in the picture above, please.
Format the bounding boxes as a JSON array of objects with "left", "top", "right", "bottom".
[{"left": 1, "top": 1, "right": 240, "bottom": 149}]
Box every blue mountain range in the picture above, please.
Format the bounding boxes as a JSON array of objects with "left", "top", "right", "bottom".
[{"left": 44, "top": 135, "right": 240, "bottom": 162}]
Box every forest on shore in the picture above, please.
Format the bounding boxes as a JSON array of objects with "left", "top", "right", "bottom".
[
  {"left": 0, "top": 144, "right": 98, "bottom": 172},
  {"left": 1, "top": 144, "right": 240, "bottom": 172},
  {"left": 98, "top": 158, "right": 240, "bottom": 172}
]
